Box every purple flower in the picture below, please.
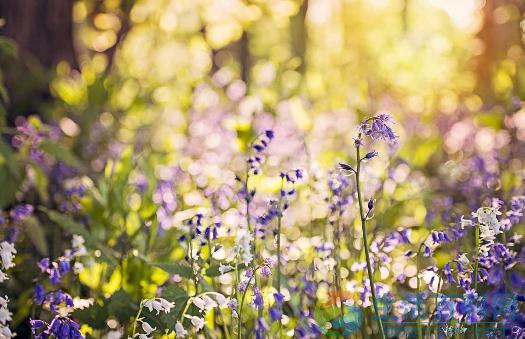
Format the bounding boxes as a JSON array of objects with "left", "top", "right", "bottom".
[
  {"left": 34, "top": 284, "right": 46, "bottom": 305},
  {"left": 10, "top": 204, "right": 34, "bottom": 223},
  {"left": 38, "top": 258, "right": 50, "bottom": 273},
  {"left": 59, "top": 258, "right": 71, "bottom": 274},
  {"left": 50, "top": 265, "right": 61, "bottom": 285},
  {"left": 363, "top": 150, "right": 379, "bottom": 160},
  {"left": 252, "top": 287, "right": 264, "bottom": 310},
  {"left": 274, "top": 292, "right": 284, "bottom": 306},
  {"left": 269, "top": 307, "right": 282, "bottom": 322},
  {"left": 261, "top": 265, "right": 271, "bottom": 278},
  {"left": 255, "top": 318, "right": 269, "bottom": 339},
  {"left": 359, "top": 113, "right": 397, "bottom": 144}
]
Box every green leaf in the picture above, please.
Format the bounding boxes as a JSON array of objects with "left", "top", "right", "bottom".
[
  {"left": 107, "top": 289, "right": 138, "bottom": 323},
  {"left": 39, "top": 140, "right": 80, "bottom": 167},
  {"left": 0, "top": 36, "right": 18, "bottom": 59},
  {"left": 160, "top": 285, "right": 189, "bottom": 328},
  {"left": 30, "top": 163, "right": 49, "bottom": 202},
  {"left": 0, "top": 139, "right": 21, "bottom": 179},
  {"left": 0, "top": 140, "right": 23, "bottom": 207},
  {"left": 24, "top": 216, "right": 48, "bottom": 256},
  {"left": 74, "top": 302, "right": 108, "bottom": 330},
  {"left": 205, "top": 262, "right": 240, "bottom": 277},
  {"left": 152, "top": 262, "right": 193, "bottom": 279},
  {"left": 43, "top": 209, "right": 118, "bottom": 265}
]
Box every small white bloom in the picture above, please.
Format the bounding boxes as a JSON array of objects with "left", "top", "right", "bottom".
[
  {"left": 158, "top": 298, "right": 175, "bottom": 313},
  {"left": 72, "top": 235, "right": 87, "bottom": 256},
  {"left": 214, "top": 293, "right": 229, "bottom": 308},
  {"left": 219, "top": 264, "right": 233, "bottom": 275},
  {"left": 175, "top": 322, "right": 187, "bottom": 338},
  {"left": 460, "top": 216, "right": 473, "bottom": 229},
  {"left": 0, "top": 306, "right": 12, "bottom": 325},
  {"left": 73, "top": 297, "right": 94, "bottom": 310},
  {"left": 184, "top": 315, "right": 205, "bottom": 331},
  {"left": 192, "top": 297, "right": 206, "bottom": 312},
  {"left": 0, "top": 324, "right": 15, "bottom": 338},
  {"left": 107, "top": 330, "right": 122, "bottom": 339},
  {"left": 141, "top": 320, "right": 156, "bottom": 335},
  {"left": 0, "top": 242, "right": 16, "bottom": 270},
  {"left": 420, "top": 269, "right": 439, "bottom": 292},
  {"left": 73, "top": 262, "right": 84, "bottom": 274},
  {"left": 0, "top": 271, "right": 7, "bottom": 283},
  {"left": 457, "top": 254, "right": 470, "bottom": 266},
  {"left": 202, "top": 295, "right": 217, "bottom": 310},
  {"left": 142, "top": 298, "right": 174, "bottom": 315}
]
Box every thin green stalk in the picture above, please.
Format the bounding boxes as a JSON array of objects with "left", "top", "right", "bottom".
[
  {"left": 355, "top": 144, "right": 386, "bottom": 339},
  {"left": 238, "top": 267, "right": 260, "bottom": 339},
  {"left": 473, "top": 222, "right": 480, "bottom": 339},
  {"left": 334, "top": 218, "right": 346, "bottom": 336},
  {"left": 276, "top": 177, "right": 285, "bottom": 339},
  {"left": 416, "top": 242, "right": 424, "bottom": 339},
  {"left": 131, "top": 302, "right": 144, "bottom": 337}
]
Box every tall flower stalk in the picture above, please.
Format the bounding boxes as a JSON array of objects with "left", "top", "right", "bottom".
[
  {"left": 354, "top": 143, "right": 386, "bottom": 339},
  {"left": 340, "top": 113, "right": 397, "bottom": 339}
]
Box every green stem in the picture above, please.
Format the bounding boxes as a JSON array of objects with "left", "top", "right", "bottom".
[
  {"left": 355, "top": 144, "right": 386, "bottom": 339},
  {"left": 131, "top": 302, "right": 144, "bottom": 337},
  {"left": 416, "top": 242, "right": 424, "bottom": 339},
  {"left": 238, "top": 267, "right": 260, "bottom": 339}
]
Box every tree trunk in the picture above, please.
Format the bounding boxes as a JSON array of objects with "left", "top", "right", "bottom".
[{"left": 0, "top": 0, "right": 77, "bottom": 120}]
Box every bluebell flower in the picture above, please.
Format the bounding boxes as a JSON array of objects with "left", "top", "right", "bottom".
[
  {"left": 274, "top": 292, "right": 284, "bottom": 306},
  {"left": 269, "top": 307, "right": 282, "bottom": 322},
  {"left": 49, "top": 265, "right": 61, "bottom": 285},
  {"left": 261, "top": 265, "right": 271, "bottom": 278},
  {"left": 59, "top": 258, "right": 71, "bottom": 274},
  {"left": 252, "top": 287, "right": 264, "bottom": 310},
  {"left": 38, "top": 258, "right": 50, "bottom": 273},
  {"left": 255, "top": 318, "right": 269, "bottom": 339},
  {"left": 359, "top": 113, "right": 398, "bottom": 144},
  {"left": 363, "top": 150, "right": 379, "bottom": 161},
  {"left": 34, "top": 284, "right": 46, "bottom": 305}
]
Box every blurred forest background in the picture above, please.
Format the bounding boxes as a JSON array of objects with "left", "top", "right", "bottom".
[
  {"left": 1, "top": 0, "right": 525, "bottom": 337},
  {"left": 1, "top": 0, "right": 525, "bottom": 165}
]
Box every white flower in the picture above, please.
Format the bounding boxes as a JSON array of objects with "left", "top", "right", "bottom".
[
  {"left": 142, "top": 298, "right": 175, "bottom": 315},
  {"left": 0, "top": 324, "right": 15, "bottom": 338},
  {"left": 73, "top": 297, "right": 94, "bottom": 310},
  {"left": 0, "top": 307, "right": 12, "bottom": 325},
  {"left": 214, "top": 293, "right": 229, "bottom": 308},
  {"left": 192, "top": 297, "right": 206, "bottom": 312},
  {"left": 457, "top": 253, "right": 470, "bottom": 266},
  {"left": 0, "top": 242, "right": 16, "bottom": 270},
  {"left": 141, "top": 320, "right": 156, "bottom": 335},
  {"left": 420, "top": 269, "right": 439, "bottom": 293},
  {"left": 71, "top": 235, "right": 87, "bottom": 256},
  {"left": 0, "top": 271, "right": 7, "bottom": 283},
  {"left": 107, "top": 330, "right": 122, "bottom": 339},
  {"left": 202, "top": 295, "right": 217, "bottom": 310},
  {"left": 73, "top": 262, "right": 84, "bottom": 274},
  {"left": 175, "top": 322, "right": 187, "bottom": 338},
  {"left": 184, "top": 315, "right": 205, "bottom": 331},
  {"left": 474, "top": 207, "right": 503, "bottom": 257},
  {"left": 460, "top": 216, "right": 473, "bottom": 229},
  {"left": 219, "top": 264, "right": 233, "bottom": 275}
]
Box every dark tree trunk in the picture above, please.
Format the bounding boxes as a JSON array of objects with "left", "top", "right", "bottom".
[{"left": 0, "top": 0, "right": 77, "bottom": 120}]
